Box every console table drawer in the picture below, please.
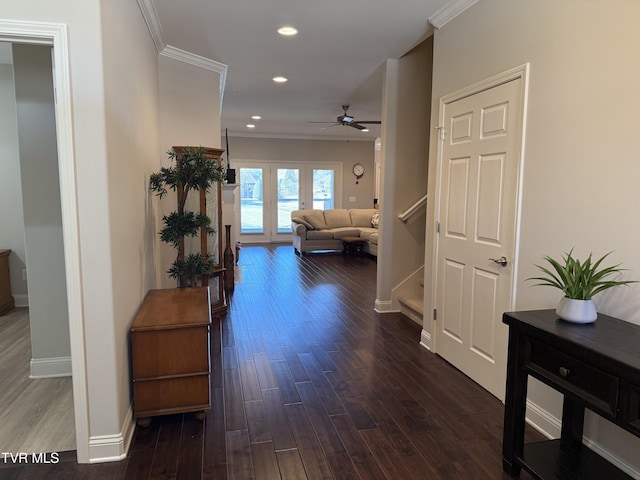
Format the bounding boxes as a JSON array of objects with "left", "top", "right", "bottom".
[{"left": 525, "top": 338, "right": 619, "bottom": 417}]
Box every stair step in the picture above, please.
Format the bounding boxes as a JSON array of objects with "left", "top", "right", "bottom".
[
  {"left": 398, "top": 295, "right": 424, "bottom": 325},
  {"left": 398, "top": 295, "right": 423, "bottom": 315}
]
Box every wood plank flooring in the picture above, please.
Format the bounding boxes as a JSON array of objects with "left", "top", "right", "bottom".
[
  {"left": 0, "top": 307, "right": 75, "bottom": 455},
  {"left": 2, "top": 245, "right": 543, "bottom": 479}
]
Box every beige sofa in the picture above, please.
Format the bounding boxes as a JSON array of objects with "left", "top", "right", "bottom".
[{"left": 291, "top": 208, "right": 379, "bottom": 256}]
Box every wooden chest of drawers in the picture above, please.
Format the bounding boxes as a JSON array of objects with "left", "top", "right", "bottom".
[
  {"left": 0, "top": 249, "right": 15, "bottom": 316},
  {"left": 130, "top": 287, "right": 211, "bottom": 424}
]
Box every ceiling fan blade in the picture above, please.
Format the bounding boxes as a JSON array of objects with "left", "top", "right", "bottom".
[
  {"left": 353, "top": 120, "right": 381, "bottom": 124},
  {"left": 349, "top": 123, "right": 367, "bottom": 131},
  {"left": 308, "top": 121, "right": 338, "bottom": 124},
  {"left": 320, "top": 123, "right": 341, "bottom": 130}
]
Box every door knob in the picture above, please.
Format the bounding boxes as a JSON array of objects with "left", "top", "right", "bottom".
[{"left": 489, "top": 256, "right": 508, "bottom": 266}]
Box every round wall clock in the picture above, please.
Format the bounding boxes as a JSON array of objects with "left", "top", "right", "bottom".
[{"left": 353, "top": 163, "right": 365, "bottom": 182}]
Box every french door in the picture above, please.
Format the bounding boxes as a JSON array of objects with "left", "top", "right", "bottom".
[{"left": 237, "top": 161, "right": 341, "bottom": 243}]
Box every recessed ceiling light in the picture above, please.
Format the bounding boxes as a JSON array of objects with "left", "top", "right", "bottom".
[
  {"left": 272, "top": 76, "right": 288, "bottom": 83},
  {"left": 277, "top": 26, "right": 298, "bottom": 36},
  {"left": 251, "top": 115, "right": 262, "bottom": 120},
  {"left": 246, "top": 124, "right": 256, "bottom": 129}
]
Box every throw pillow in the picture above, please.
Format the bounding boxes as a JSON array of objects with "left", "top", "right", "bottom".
[{"left": 371, "top": 212, "right": 380, "bottom": 228}]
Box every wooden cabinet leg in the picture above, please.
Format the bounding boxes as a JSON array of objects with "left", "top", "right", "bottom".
[
  {"left": 137, "top": 417, "right": 151, "bottom": 427},
  {"left": 194, "top": 410, "right": 207, "bottom": 421}
]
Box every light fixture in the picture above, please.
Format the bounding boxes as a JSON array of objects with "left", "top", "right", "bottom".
[
  {"left": 272, "top": 76, "right": 288, "bottom": 83},
  {"left": 362, "top": 128, "right": 370, "bottom": 133},
  {"left": 246, "top": 124, "right": 255, "bottom": 129},
  {"left": 251, "top": 115, "right": 262, "bottom": 120},
  {"left": 277, "top": 26, "right": 298, "bottom": 36}
]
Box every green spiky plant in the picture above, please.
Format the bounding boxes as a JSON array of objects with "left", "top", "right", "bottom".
[
  {"left": 528, "top": 249, "right": 636, "bottom": 300},
  {"left": 150, "top": 146, "right": 225, "bottom": 287}
]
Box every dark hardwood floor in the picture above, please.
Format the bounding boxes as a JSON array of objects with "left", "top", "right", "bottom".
[{"left": 1, "top": 245, "right": 543, "bottom": 479}]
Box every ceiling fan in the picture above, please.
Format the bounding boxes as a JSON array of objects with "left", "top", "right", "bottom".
[{"left": 309, "top": 105, "right": 381, "bottom": 131}]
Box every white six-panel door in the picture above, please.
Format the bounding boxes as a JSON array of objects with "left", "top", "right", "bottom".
[{"left": 435, "top": 67, "right": 527, "bottom": 401}]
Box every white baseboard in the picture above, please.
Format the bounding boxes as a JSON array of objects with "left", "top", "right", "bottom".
[
  {"left": 374, "top": 299, "right": 396, "bottom": 313},
  {"left": 88, "top": 403, "right": 135, "bottom": 463},
  {"left": 525, "top": 400, "right": 640, "bottom": 478},
  {"left": 14, "top": 294, "right": 28, "bottom": 307},
  {"left": 30, "top": 356, "right": 72, "bottom": 378},
  {"left": 419, "top": 329, "right": 432, "bottom": 351}
]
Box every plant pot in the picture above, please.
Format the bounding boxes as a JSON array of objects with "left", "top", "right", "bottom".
[{"left": 556, "top": 297, "right": 597, "bottom": 324}]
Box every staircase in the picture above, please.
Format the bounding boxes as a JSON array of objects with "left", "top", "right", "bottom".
[{"left": 398, "top": 278, "right": 424, "bottom": 325}]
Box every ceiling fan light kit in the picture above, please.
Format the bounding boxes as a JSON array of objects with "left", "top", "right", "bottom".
[{"left": 309, "top": 105, "right": 381, "bottom": 131}]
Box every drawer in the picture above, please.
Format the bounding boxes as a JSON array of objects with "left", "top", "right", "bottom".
[
  {"left": 131, "top": 326, "right": 210, "bottom": 378},
  {"left": 134, "top": 374, "right": 210, "bottom": 416},
  {"left": 525, "top": 339, "right": 619, "bottom": 417}
]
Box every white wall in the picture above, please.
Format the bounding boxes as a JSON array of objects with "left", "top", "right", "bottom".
[
  {"left": 12, "top": 43, "right": 70, "bottom": 373},
  {"left": 0, "top": 50, "right": 28, "bottom": 304},
  {"left": 426, "top": 0, "right": 640, "bottom": 473}
]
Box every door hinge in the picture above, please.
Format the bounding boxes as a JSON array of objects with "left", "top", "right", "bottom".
[
  {"left": 433, "top": 309, "right": 437, "bottom": 320},
  {"left": 434, "top": 126, "right": 446, "bottom": 141},
  {"left": 436, "top": 221, "right": 440, "bottom": 234}
]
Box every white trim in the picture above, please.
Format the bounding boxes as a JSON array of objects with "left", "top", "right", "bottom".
[
  {"left": 13, "top": 293, "right": 28, "bottom": 307},
  {"left": 136, "top": 0, "right": 228, "bottom": 109},
  {"left": 30, "top": 356, "right": 72, "bottom": 378},
  {"left": 428, "top": 0, "right": 480, "bottom": 29},
  {"left": 524, "top": 399, "right": 560, "bottom": 439},
  {"left": 136, "top": 0, "right": 166, "bottom": 53},
  {"left": 524, "top": 400, "right": 640, "bottom": 479},
  {"left": 374, "top": 299, "right": 396, "bottom": 313},
  {"left": 88, "top": 404, "right": 135, "bottom": 463},
  {"left": 0, "top": 19, "right": 90, "bottom": 464},
  {"left": 419, "top": 330, "right": 432, "bottom": 351},
  {"left": 160, "top": 45, "right": 227, "bottom": 106}
]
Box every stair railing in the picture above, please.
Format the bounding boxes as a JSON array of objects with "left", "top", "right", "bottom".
[{"left": 398, "top": 194, "right": 428, "bottom": 223}]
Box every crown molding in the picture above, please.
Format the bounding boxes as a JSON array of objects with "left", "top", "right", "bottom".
[
  {"left": 137, "top": 0, "right": 165, "bottom": 52},
  {"left": 428, "top": 0, "right": 480, "bottom": 29},
  {"left": 160, "top": 45, "right": 228, "bottom": 104}
]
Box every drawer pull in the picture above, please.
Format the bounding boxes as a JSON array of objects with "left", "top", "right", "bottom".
[{"left": 559, "top": 367, "right": 570, "bottom": 378}]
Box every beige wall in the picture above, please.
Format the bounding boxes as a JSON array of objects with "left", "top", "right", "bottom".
[
  {"left": 2, "top": 0, "right": 163, "bottom": 458},
  {"left": 157, "top": 55, "right": 222, "bottom": 288},
  {"left": 426, "top": 0, "right": 640, "bottom": 472},
  {"left": 224, "top": 136, "right": 376, "bottom": 209},
  {"left": 377, "top": 37, "right": 433, "bottom": 308},
  {"left": 101, "top": 0, "right": 162, "bottom": 441}
]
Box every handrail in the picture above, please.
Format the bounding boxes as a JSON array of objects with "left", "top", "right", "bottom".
[{"left": 398, "top": 194, "right": 428, "bottom": 223}]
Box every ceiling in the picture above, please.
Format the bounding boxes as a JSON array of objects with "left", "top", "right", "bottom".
[{"left": 151, "top": 0, "right": 452, "bottom": 141}]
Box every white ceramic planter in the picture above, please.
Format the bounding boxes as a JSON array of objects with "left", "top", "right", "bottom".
[{"left": 556, "top": 297, "right": 597, "bottom": 324}]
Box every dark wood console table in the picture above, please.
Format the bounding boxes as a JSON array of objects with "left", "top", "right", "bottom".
[{"left": 502, "top": 309, "right": 640, "bottom": 479}]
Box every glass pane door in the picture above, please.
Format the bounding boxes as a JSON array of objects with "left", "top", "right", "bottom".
[
  {"left": 275, "top": 167, "right": 301, "bottom": 235},
  {"left": 312, "top": 169, "right": 335, "bottom": 209},
  {"left": 239, "top": 166, "right": 265, "bottom": 234}
]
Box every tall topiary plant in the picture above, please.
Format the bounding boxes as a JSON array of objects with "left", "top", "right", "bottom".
[{"left": 150, "top": 146, "right": 226, "bottom": 287}]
